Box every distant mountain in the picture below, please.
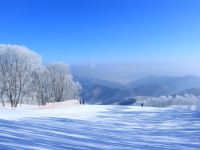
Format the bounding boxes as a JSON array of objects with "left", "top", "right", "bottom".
[
  {"left": 74, "top": 76, "right": 123, "bottom": 89},
  {"left": 128, "top": 75, "right": 200, "bottom": 96},
  {"left": 74, "top": 76, "right": 130, "bottom": 104},
  {"left": 131, "top": 84, "right": 171, "bottom": 96},
  {"left": 129, "top": 76, "right": 171, "bottom": 88},
  {"left": 74, "top": 75, "right": 200, "bottom": 104}
]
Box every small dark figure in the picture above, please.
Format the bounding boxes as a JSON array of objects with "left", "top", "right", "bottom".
[
  {"left": 79, "top": 100, "right": 82, "bottom": 105},
  {"left": 82, "top": 100, "right": 85, "bottom": 105},
  {"left": 141, "top": 103, "right": 144, "bottom": 107}
]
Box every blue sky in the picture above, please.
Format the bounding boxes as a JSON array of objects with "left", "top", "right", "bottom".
[{"left": 0, "top": 0, "right": 200, "bottom": 63}]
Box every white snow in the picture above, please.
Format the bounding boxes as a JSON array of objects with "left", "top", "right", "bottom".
[
  {"left": 0, "top": 104, "right": 200, "bottom": 150},
  {"left": 0, "top": 104, "right": 109, "bottom": 121}
]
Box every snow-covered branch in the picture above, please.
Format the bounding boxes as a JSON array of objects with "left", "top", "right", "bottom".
[{"left": 0, "top": 44, "right": 81, "bottom": 107}]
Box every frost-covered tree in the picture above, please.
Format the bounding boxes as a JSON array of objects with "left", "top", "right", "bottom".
[
  {"left": 30, "top": 63, "right": 81, "bottom": 105},
  {"left": 0, "top": 77, "right": 5, "bottom": 107},
  {"left": 134, "top": 95, "right": 200, "bottom": 107},
  {"left": 0, "top": 44, "right": 41, "bottom": 107},
  {"left": 31, "top": 67, "right": 50, "bottom": 105},
  {"left": 46, "top": 62, "right": 81, "bottom": 103},
  {"left": 0, "top": 44, "right": 81, "bottom": 107}
]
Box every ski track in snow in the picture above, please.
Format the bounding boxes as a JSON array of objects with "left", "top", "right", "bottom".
[{"left": 0, "top": 105, "right": 200, "bottom": 150}]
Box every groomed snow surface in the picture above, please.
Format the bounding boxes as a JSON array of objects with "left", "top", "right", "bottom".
[{"left": 0, "top": 105, "right": 200, "bottom": 150}]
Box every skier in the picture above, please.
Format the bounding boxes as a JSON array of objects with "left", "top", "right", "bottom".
[{"left": 82, "top": 100, "right": 85, "bottom": 105}]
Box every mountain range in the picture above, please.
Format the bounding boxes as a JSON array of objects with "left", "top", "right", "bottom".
[{"left": 74, "top": 75, "right": 200, "bottom": 104}]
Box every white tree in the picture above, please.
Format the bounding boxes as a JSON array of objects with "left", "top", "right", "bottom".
[
  {"left": 31, "top": 67, "right": 50, "bottom": 105},
  {"left": 0, "top": 44, "right": 41, "bottom": 107},
  {"left": 0, "top": 44, "right": 81, "bottom": 107},
  {"left": 46, "top": 62, "right": 81, "bottom": 103},
  {"left": 0, "top": 75, "right": 5, "bottom": 107}
]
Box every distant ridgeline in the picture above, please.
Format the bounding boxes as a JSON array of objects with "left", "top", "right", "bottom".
[{"left": 75, "top": 76, "right": 200, "bottom": 106}]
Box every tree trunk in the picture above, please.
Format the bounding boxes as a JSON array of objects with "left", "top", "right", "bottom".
[
  {"left": 0, "top": 90, "right": 5, "bottom": 107},
  {"left": 0, "top": 98, "right": 5, "bottom": 107},
  {"left": 9, "top": 94, "right": 14, "bottom": 107}
]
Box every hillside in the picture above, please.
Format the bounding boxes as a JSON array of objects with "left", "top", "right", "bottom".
[{"left": 75, "top": 75, "right": 200, "bottom": 104}]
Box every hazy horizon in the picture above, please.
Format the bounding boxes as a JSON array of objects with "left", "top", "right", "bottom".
[{"left": 71, "top": 61, "right": 200, "bottom": 83}]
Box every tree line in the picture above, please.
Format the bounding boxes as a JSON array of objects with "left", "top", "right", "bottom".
[{"left": 0, "top": 44, "right": 81, "bottom": 107}]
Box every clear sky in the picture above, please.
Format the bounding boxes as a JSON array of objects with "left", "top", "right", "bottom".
[{"left": 0, "top": 0, "right": 200, "bottom": 64}]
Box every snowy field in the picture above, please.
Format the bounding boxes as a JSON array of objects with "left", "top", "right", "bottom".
[{"left": 0, "top": 105, "right": 200, "bottom": 150}]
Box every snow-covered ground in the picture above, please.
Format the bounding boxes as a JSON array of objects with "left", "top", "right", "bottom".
[{"left": 0, "top": 105, "right": 200, "bottom": 150}]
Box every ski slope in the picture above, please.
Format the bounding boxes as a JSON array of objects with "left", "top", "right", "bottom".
[{"left": 0, "top": 105, "right": 200, "bottom": 150}]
